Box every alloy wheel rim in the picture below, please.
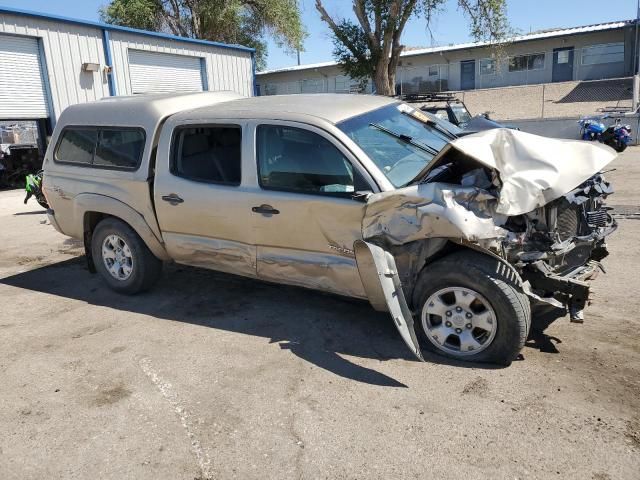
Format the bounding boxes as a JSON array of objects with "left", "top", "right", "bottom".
[
  {"left": 421, "top": 286, "right": 497, "bottom": 356},
  {"left": 101, "top": 234, "right": 133, "bottom": 281}
]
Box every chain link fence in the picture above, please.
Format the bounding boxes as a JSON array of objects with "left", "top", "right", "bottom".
[{"left": 453, "top": 77, "right": 633, "bottom": 121}]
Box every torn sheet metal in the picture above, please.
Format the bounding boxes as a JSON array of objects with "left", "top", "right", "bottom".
[
  {"left": 438, "top": 128, "right": 617, "bottom": 216},
  {"left": 353, "top": 240, "right": 424, "bottom": 362},
  {"left": 362, "top": 182, "right": 507, "bottom": 247}
]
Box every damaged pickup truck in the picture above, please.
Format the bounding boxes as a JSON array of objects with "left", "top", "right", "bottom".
[{"left": 42, "top": 92, "right": 617, "bottom": 365}]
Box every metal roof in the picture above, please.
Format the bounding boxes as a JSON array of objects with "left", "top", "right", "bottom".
[
  {"left": 0, "top": 5, "right": 255, "bottom": 54},
  {"left": 258, "top": 19, "right": 635, "bottom": 75}
]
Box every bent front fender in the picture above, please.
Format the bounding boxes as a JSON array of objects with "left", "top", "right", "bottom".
[{"left": 354, "top": 240, "right": 424, "bottom": 362}]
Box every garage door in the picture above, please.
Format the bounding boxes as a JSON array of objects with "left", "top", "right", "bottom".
[
  {"left": 128, "top": 50, "right": 204, "bottom": 94},
  {"left": 0, "top": 34, "right": 49, "bottom": 119}
]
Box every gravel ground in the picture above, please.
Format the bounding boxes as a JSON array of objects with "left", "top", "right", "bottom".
[{"left": 1, "top": 148, "right": 639, "bottom": 480}]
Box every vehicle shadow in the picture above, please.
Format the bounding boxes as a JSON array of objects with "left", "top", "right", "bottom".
[
  {"left": 525, "top": 330, "right": 562, "bottom": 354},
  {"left": 1, "top": 257, "right": 506, "bottom": 387},
  {"left": 13, "top": 210, "right": 46, "bottom": 216}
]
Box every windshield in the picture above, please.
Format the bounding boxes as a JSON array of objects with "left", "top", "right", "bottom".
[
  {"left": 337, "top": 103, "right": 452, "bottom": 187},
  {"left": 450, "top": 104, "right": 472, "bottom": 127}
]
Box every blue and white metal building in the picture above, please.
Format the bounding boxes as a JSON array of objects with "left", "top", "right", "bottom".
[{"left": 0, "top": 6, "right": 256, "bottom": 131}]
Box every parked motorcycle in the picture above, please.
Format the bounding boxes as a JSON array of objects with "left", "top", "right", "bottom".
[
  {"left": 24, "top": 170, "right": 49, "bottom": 209},
  {"left": 578, "top": 115, "right": 632, "bottom": 153}
]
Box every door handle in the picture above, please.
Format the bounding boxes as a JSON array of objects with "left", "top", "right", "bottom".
[
  {"left": 161, "top": 194, "right": 184, "bottom": 205},
  {"left": 251, "top": 204, "right": 280, "bottom": 215}
]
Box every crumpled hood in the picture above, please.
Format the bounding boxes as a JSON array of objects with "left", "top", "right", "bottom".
[{"left": 440, "top": 128, "right": 617, "bottom": 215}]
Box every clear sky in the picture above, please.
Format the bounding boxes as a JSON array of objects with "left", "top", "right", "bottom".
[{"left": 1, "top": 0, "right": 638, "bottom": 71}]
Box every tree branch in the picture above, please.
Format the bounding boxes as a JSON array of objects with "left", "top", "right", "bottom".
[{"left": 353, "top": 0, "right": 376, "bottom": 47}]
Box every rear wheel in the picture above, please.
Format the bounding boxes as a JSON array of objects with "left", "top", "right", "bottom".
[
  {"left": 91, "top": 218, "right": 162, "bottom": 294},
  {"left": 413, "top": 251, "right": 530, "bottom": 365}
]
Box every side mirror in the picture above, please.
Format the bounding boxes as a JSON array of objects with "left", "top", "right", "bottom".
[{"left": 352, "top": 190, "right": 373, "bottom": 203}]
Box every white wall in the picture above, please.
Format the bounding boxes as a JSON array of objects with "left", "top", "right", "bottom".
[{"left": 0, "top": 12, "right": 110, "bottom": 121}]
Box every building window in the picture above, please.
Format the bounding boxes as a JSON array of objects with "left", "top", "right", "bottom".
[
  {"left": 428, "top": 65, "right": 438, "bottom": 77},
  {"left": 557, "top": 50, "right": 571, "bottom": 64},
  {"left": 301, "top": 78, "right": 324, "bottom": 93},
  {"left": 335, "top": 75, "right": 351, "bottom": 93},
  {"left": 171, "top": 126, "right": 242, "bottom": 185},
  {"left": 581, "top": 43, "right": 624, "bottom": 65},
  {"left": 479, "top": 58, "right": 496, "bottom": 75},
  {"left": 509, "top": 53, "right": 545, "bottom": 72}
]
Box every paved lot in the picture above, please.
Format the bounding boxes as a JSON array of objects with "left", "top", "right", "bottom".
[{"left": 1, "top": 149, "right": 639, "bottom": 480}]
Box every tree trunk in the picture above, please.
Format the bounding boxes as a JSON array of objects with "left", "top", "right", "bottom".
[{"left": 374, "top": 59, "right": 394, "bottom": 96}]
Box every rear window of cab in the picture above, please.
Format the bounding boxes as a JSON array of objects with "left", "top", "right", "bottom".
[{"left": 54, "top": 127, "right": 145, "bottom": 170}]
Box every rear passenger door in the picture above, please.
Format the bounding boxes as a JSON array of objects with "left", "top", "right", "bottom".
[
  {"left": 154, "top": 122, "right": 256, "bottom": 277},
  {"left": 246, "top": 122, "right": 371, "bottom": 299}
]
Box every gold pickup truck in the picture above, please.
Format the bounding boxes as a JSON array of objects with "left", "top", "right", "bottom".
[{"left": 42, "top": 92, "right": 617, "bottom": 365}]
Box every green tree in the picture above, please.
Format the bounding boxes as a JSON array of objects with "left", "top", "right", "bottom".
[
  {"left": 100, "top": 0, "right": 306, "bottom": 69},
  {"left": 315, "top": 0, "right": 510, "bottom": 95}
]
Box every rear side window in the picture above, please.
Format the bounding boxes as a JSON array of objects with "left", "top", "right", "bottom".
[
  {"left": 55, "top": 127, "right": 145, "bottom": 170},
  {"left": 171, "top": 126, "right": 242, "bottom": 185},
  {"left": 94, "top": 129, "right": 146, "bottom": 168},
  {"left": 55, "top": 129, "right": 97, "bottom": 165}
]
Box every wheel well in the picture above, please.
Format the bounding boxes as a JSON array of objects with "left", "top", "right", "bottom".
[
  {"left": 401, "top": 240, "right": 509, "bottom": 309},
  {"left": 422, "top": 240, "right": 468, "bottom": 268},
  {"left": 84, "top": 211, "right": 112, "bottom": 236},
  {"left": 82, "top": 212, "right": 115, "bottom": 274}
]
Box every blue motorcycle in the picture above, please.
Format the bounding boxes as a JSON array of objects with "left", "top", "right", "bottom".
[{"left": 578, "top": 115, "right": 632, "bottom": 153}]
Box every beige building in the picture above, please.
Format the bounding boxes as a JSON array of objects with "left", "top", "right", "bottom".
[{"left": 257, "top": 20, "right": 637, "bottom": 95}]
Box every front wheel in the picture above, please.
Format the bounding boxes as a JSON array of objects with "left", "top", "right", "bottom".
[
  {"left": 91, "top": 218, "right": 162, "bottom": 294},
  {"left": 614, "top": 141, "right": 627, "bottom": 153},
  {"left": 412, "top": 251, "right": 530, "bottom": 365},
  {"left": 604, "top": 138, "right": 627, "bottom": 153}
]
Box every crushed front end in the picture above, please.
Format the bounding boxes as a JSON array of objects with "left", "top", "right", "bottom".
[{"left": 500, "top": 174, "right": 617, "bottom": 321}]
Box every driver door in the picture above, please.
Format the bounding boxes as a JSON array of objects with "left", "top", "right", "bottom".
[{"left": 245, "top": 121, "right": 373, "bottom": 299}]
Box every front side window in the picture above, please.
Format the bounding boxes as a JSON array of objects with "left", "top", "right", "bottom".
[
  {"left": 55, "top": 127, "right": 144, "bottom": 169},
  {"left": 257, "top": 125, "right": 356, "bottom": 195},
  {"left": 172, "top": 126, "right": 242, "bottom": 185},
  {"left": 338, "top": 103, "right": 451, "bottom": 187},
  {"left": 450, "top": 104, "right": 472, "bottom": 126}
]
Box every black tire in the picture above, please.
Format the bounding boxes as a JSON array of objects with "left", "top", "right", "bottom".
[
  {"left": 605, "top": 139, "right": 627, "bottom": 153},
  {"left": 412, "top": 250, "right": 530, "bottom": 365},
  {"left": 91, "top": 218, "right": 162, "bottom": 294},
  {"left": 615, "top": 142, "right": 627, "bottom": 153}
]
